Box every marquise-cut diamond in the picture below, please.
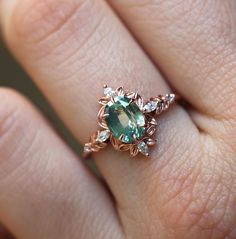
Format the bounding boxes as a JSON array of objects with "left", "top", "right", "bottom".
[
  {"left": 104, "top": 87, "right": 115, "bottom": 97},
  {"left": 143, "top": 101, "right": 158, "bottom": 113},
  {"left": 166, "top": 94, "right": 175, "bottom": 103},
  {"left": 84, "top": 144, "right": 91, "bottom": 153},
  {"left": 105, "top": 96, "right": 145, "bottom": 143},
  {"left": 97, "top": 130, "right": 110, "bottom": 142},
  {"left": 137, "top": 141, "right": 149, "bottom": 156}
]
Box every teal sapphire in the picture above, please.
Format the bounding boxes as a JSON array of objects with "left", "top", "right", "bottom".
[{"left": 105, "top": 96, "right": 145, "bottom": 143}]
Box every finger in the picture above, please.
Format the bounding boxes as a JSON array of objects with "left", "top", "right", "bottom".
[
  {"left": 107, "top": 0, "right": 236, "bottom": 128},
  {"left": 0, "top": 0, "right": 199, "bottom": 238},
  {"left": 0, "top": 88, "right": 122, "bottom": 239},
  {"left": 105, "top": 1, "right": 236, "bottom": 237}
]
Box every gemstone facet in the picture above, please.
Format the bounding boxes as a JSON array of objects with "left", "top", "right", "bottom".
[{"left": 105, "top": 96, "right": 145, "bottom": 143}]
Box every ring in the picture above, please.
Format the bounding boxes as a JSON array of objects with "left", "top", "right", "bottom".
[{"left": 83, "top": 85, "right": 176, "bottom": 158}]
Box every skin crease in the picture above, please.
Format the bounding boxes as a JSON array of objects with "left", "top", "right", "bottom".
[{"left": 0, "top": 0, "right": 236, "bottom": 239}]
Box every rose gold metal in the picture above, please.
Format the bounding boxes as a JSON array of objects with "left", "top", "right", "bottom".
[
  {"left": 110, "top": 135, "right": 131, "bottom": 151},
  {"left": 98, "top": 97, "right": 110, "bottom": 105},
  {"left": 146, "top": 138, "right": 156, "bottom": 146},
  {"left": 136, "top": 94, "right": 143, "bottom": 110},
  {"left": 116, "top": 87, "right": 125, "bottom": 96},
  {"left": 83, "top": 130, "right": 108, "bottom": 157},
  {"left": 130, "top": 145, "right": 139, "bottom": 157},
  {"left": 83, "top": 85, "right": 177, "bottom": 158},
  {"left": 125, "top": 92, "right": 136, "bottom": 99},
  {"left": 97, "top": 106, "right": 108, "bottom": 129}
]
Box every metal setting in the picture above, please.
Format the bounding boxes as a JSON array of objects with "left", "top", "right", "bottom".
[{"left": 83, "top": 85, "right": 176, "bottom": 158}]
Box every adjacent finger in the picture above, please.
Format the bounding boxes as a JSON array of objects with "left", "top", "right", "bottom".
[
  {"left": 107, "top": 0, "right": 236, "bottom": 127},
  {"left": 0, "top": 88, "right": 123, "bottom": 239}
]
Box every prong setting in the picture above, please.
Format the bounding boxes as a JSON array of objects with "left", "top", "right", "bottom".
[{"left": 83, "top": 85, "right": 175, "bottom": 158}]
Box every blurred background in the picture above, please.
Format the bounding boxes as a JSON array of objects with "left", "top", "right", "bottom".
[{"left": 0, "top": 39, "right": 83, "bottom": 156}]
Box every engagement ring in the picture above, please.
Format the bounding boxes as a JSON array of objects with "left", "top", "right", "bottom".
[{"left": 84, "top": 85, "right": 176, "bottom": 158}]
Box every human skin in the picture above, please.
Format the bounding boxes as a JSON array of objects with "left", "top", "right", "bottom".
[{"left": 0, "top": 0, "right": 236, "bottom": 238}]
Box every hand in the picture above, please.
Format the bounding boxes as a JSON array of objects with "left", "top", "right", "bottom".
[{"left": 0, "top": 0, "right": 236, "bottom": 238}]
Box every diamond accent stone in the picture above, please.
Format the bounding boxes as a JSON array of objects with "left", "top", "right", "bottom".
[
  {"left": 166, "top": 94, "right": 175, "bottom": 103},
  {"left": 143, "top": 101, "right": 158, "bottom": 113},
  {"left": 137, "top": 141, "right": 149, "bottom": 156},
  {"left": 84, "top": 143, "right": 91, "bottom": 153},
  {"left": 104, "top": 87, "right": 116, "bottom": 97},
  {"left": 97, "top": 130, "right": 110, "bottom": 142}
]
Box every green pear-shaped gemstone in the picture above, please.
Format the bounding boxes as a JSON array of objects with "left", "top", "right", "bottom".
[{"left": 105, "top": 96, "right": 145, "bottom": 143}]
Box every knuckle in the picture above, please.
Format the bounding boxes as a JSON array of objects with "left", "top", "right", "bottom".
[
  {"left": 9, "top": 0, "right": 100, "bottom": 61},
  {"left": 13, "top": 0, "right": 83, "bottom": 42},
  {"left": 0, "top": 88, "right": 37, "bottom": 180}
]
